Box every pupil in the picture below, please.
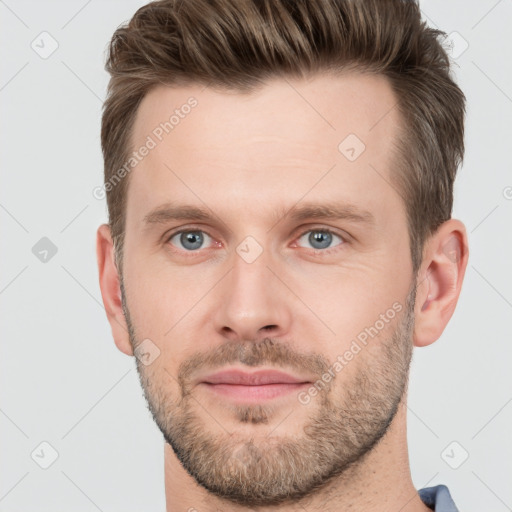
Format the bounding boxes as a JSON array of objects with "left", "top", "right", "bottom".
[
  {"left": 181, "top": 232, "right": 203, "bottom": 250},
  {"left": 309, "top": 231, "right": 332, "bottom": 249}
]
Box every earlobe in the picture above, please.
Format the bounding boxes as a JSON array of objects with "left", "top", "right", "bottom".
[
  {"left": 96, "top": 224, "right": 134, "bottom": 356},
  {"left": 413, "top": 219, "right": 469, "bottom": 348}
]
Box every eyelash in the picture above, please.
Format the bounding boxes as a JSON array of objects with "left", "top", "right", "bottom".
[{"left": 165, "top": 226, "right": 347, "bottom": 257}]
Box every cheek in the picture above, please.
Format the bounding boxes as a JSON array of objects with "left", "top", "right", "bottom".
[
  {"left": 123, "top": 249, "right": 209, "bottom": 337},
  {"left": 137, "top": 357, "right": 183, "bottom": 412},
  {"left": 123, "top": 262, "right": 218, "bottom": 383},
  {"left": 291, "top": 265, "right": 406, "bottom": 356}
]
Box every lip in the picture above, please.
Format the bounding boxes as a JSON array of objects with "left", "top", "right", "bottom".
[
  {"left": 201, "top": 369, "right": 311, "bottom": 386},
  {"left": 197, "top": 369, "right": 312, "bottom": 403}
]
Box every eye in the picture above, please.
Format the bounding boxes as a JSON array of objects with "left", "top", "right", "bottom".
[
  {"left": 166, "top": 227, "right": 345, "bottom": 255},
  {"left": 296, "top": 229, "right": 344, "bottom": 251},
  {"left": 168, "top": 230, "right": 213, "bottom": 251}
]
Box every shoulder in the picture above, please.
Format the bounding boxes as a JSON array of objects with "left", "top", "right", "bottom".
[{"left": 418, "top": 484, "right": 459, "bottom": 511}]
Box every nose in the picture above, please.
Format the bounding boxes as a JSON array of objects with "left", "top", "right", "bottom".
[{"left": 213, "top": 243, "right": 293, "bottom": 342}]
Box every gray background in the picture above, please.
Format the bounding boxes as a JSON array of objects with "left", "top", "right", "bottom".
[{"left": 1, "top": 0, "right": 511, "bottom": 510}]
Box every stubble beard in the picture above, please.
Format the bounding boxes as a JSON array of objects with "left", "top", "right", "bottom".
[{"left": 121, "top": 277, "right": 415, "bottom": 507}]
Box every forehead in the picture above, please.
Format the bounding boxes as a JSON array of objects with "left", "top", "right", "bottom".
[{"left": 126, "top": 72, "right": 403, "bottom": 230}]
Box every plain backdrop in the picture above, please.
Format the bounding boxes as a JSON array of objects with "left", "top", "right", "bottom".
[{"left": 1, "top": 1, "right": 511, "bottom": 511}]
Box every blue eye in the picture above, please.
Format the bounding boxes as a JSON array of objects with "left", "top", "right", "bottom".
[
  {"left": 297, "top": 229, "right": 344, "bottom": 251},
  {"left": 166, "top": 228, "right": 345, "bottom": 255},
  {"left": 168, "top": 230, "right": 212, "bottom": 251}
]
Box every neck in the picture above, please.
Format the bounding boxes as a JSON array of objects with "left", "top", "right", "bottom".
[{"left": 164, "top": 398, "right": 431, "bottom": 512}]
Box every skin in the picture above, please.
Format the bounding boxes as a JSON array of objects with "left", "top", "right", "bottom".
[{"left": 97, "top": 72, "right": 468, "bottom": 512}]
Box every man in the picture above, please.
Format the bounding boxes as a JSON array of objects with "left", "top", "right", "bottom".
[{"left": 96, "top": 0, "right": 468, "bottom": 510}]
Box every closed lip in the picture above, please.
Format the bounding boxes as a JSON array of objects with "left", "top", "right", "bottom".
[{"left": 199, "top": 368, "right": 312, "bottom": 386}]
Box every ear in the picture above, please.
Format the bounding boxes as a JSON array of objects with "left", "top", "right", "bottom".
[
  {"left": 96, "top": 224, "right": 133, "bottom": 356},
  {"left": 413, "top": 219, "right": 469, "bottom": 347}
]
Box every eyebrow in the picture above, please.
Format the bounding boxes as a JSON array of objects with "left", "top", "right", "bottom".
[
  {"left": 280, "top": 203, "right": 375, "bottom": 225},
  {"left": 142, "top": 201, "right": 375, "bottom": 230}
]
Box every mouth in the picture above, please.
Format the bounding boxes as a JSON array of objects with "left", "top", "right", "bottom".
[{"left": 198, "top": 368, "right": 312, "bottom": 403}]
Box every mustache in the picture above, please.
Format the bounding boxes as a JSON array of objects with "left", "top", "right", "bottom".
[{"left": 177, "top": 337, "right": 331, "bottom": 394}]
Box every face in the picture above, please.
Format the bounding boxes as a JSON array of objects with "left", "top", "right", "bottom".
[{"left": 119, "top": 73, "right": 416, "bottom": 506}]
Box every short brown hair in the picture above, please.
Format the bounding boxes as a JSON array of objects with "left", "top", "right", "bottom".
[{"left": 101, "top": 0, "right": 465, "bottom": 276}]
